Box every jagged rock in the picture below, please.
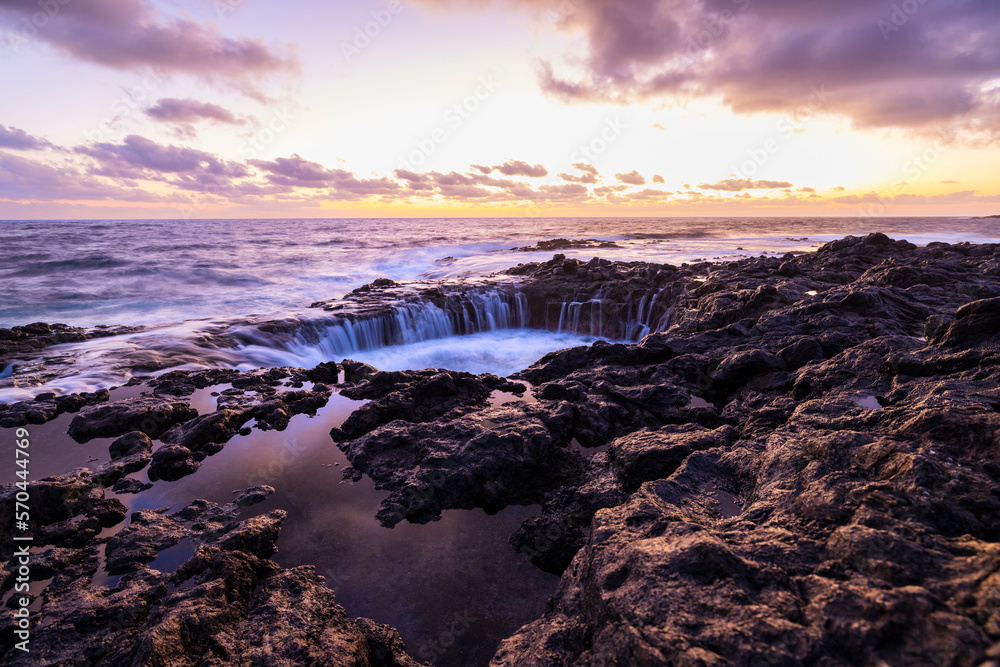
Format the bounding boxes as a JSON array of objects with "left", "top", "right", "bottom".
[
  {"left": 306, "top": 360, "right": 340, "bottom": 383},
  {"left": 333, "top": 370, "right": 497, "bottom": 441},
  {"left": 341, "top": 359, "right": 380, "bottom": 384},
  {"left": 234, "top": 485, "right": 276, "bottom": 508},
  {"left": 160, "top": 408, "right": 252, "bottom": 453},
  {"left": 608, "top": 424, "right": 737, "bottom": 493},
  {"left": 0, "top": 500, "right": 421, "bottom": 667},
  {"left": 68, "top": 396, "right": 198, "bottom": 442},
  {"left": 0, "top": 388, "right": 110, "bottom": 428},
  {"left": 338, "top": 402, "right": 586, "bottom": 527},
  {"left": 109, "top": 431, "right": 152, "bottom": 460},
  {"left": 147, "top": 444, "right": 200, "bottom": 482}
]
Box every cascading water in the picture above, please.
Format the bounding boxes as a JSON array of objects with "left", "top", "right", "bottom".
[
  {"left": 552, "top": 286, "right": 677, "bottom": 343},
  {"left": 234, "top": 289, "right": 532, "bottom": 367}
]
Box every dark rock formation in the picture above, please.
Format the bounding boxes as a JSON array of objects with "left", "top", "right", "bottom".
[
  {"left": 320, "top": 234, "right": 1000, "bottom": 665},
  {"left": 510, "top": 238, "right": 621, "bottom": 252},
  {"left": 5, "top": 233, "right": 1000, "bottom": 666},
  {"left": 0, "top": 322, "right": 140, "bottom": 368},
  {"left": 108, "top": 431, "right": 153, "bottom": 460},
  {"left": 0, "top": 388, "right": 110, "bottom": 429},
  {"left": 67, "top": 396, "right": 199, "bottom": 442},
  {"left": 0, "top": 495, "right": 421, "bottom": 666}
]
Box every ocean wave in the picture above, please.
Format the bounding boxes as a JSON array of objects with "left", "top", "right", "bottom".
[{"left": 7, "top": 256, "right": 132, "bottom": 277}]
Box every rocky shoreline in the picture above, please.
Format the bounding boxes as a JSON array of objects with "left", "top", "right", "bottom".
[{"left": 3, "top": 233, "right": 1000, "bottom": 665}]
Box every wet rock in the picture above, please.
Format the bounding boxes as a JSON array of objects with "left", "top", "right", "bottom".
[
  {"left": 150, "top": 368, "right": 242, "bottom": 397},
  {"left": 108, "top": 431, "right": 152, "bottom": 460},
  {"left": 0, "top": 322, "right": 139, "bottom": 368},
  {"left": 0, "top": 388, "right": 110, "bottom": 428},
  {"left": 333, "top": 370, "right": 496, "bottom": 441},
  {"left": 306, "top": 360, "right": 339, "bottom": 383},
  {"left": 234, "top": 485, "right": 276, "bottom": 508},
  {"left": 0, "top": 499, "right": 421, "bottom": 667},
  {"left": 338, "top": 402, "right": 586, "bottom": 527},
  {"left": 510, "top": 452, "right": 625, "bottom": 574},
  {"left": 159, "top": 408, "right": 252, "bottom": 453},
  {"left": 147, "top": 444, "right": 200, "bottom": 482},
  {"left": 91, "top": 451, "right": 152, "bottom": 488},
  {"left": 68, "top": 396, "right": 198, "bottom": 442},
  {"left": 342, "top": 359, "right": 383, "bottom": 384},
  {"left": 111, "top": 477, "right": 153, "bottom": 494}
]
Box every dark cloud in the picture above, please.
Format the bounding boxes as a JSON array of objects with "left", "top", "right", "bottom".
[
  {"left": 698, "top": 178, "right": 794, "bottom": 191},
  {"left": 146, "top": 99, "right": 243, "bottom": 126},
  {"left": 413, "top": 0, "right": 1000, "bottom": 139},
  {"left": 616, "top": 170, "right": 646, "bottom": 185},
  {"left": 0, "top": 125, "right": 52, "bottom": 150},
  {"left": 0, "top": 0, "right": 297, "bottom": 96}
]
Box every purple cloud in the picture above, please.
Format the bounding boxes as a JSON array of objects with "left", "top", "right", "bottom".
[
  {"left": 251, "top": 154, "right": 401, "bottom": 196},
  {"left": 494, "top": 159, "right": 548, "bottom": 177},
  {"left": 0, "top": 125, "right": 51, "bottom": 150},
  {"left": 559, "top": 162, "right": 600, "bottom": 184},
  {"left": 79, "top": 135, "right": 248, "bottom": 180},
  {"left": 0, "top": 0, "right": 298, "bottom": 96},
  {"left": 616, "top": 170, "right": 647, "bottom": 185},
  {"left": 146, "top": 99, "right": 243, "bottom": 126},
  {"left": 414, "top": 0, "right": 1000, "bottom": 139}
]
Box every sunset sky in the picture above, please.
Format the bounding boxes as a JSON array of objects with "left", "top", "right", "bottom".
[{"left": 1, "top": 0, "right": 999, "bottom": 219}]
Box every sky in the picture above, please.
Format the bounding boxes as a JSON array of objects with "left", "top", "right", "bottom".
[{"left": 1, "top": 0, "right": 999, "bottom": 219}]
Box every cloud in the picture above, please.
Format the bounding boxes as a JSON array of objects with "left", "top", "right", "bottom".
[
  {"left": 625, "top": 188, "right": 673, "bottom": 200},
  {"left": 698, "top": 178, "right": 794, "bottom": 191},
  {"left": 940, "top": 179, "right": 959, "bottom": 184},
  {"left": 251, "top": 154, "right": 401, "bottom": 196},
  {"left": 594, "top": 184, "right": 630, "bottom": 197},
  {"left": 493, "top": 159, "right": 548, "bottom": 177},
  {"left": 146, "top": 99, "right": 244, "bottom": 126},
  {"left": 559, "top": 162, "right": 600, "bottom": 184},
  {"left": 0, "top": 0, "right": 298, "bottom": 96},
  {"left": 79, "top": 135, "right": 248, "bottom": 181},
  {"left": 652, "top": 174, "right": 665, "bottom": 183},
  {"left": 0, "top": 125, "right": 52, "bottom": 151},
  {"left": 0, "top": 150, "right": 165, "bottom": 202},
  {"left": 616, "top": 170, "right": 646, "bottom": 185},
  {"left": 413, "top": 0, "right": 1000, "bottom": 140},
  {"left": 797, "top": 186, "right": 816, "bottom": 193}
]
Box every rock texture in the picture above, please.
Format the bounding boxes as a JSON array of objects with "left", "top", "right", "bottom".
[
  {"left": 0, "top": 322, "right": 140, "bottom": 368},
  {"left": 326, "top": 234, "right": 1000, "bottom": 665},
  {"left": 0, "top": 495, "right": 421, "bottom": 666},
  {"left": 485, "top": 235, "right": 1000, "bottom": 665}
]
